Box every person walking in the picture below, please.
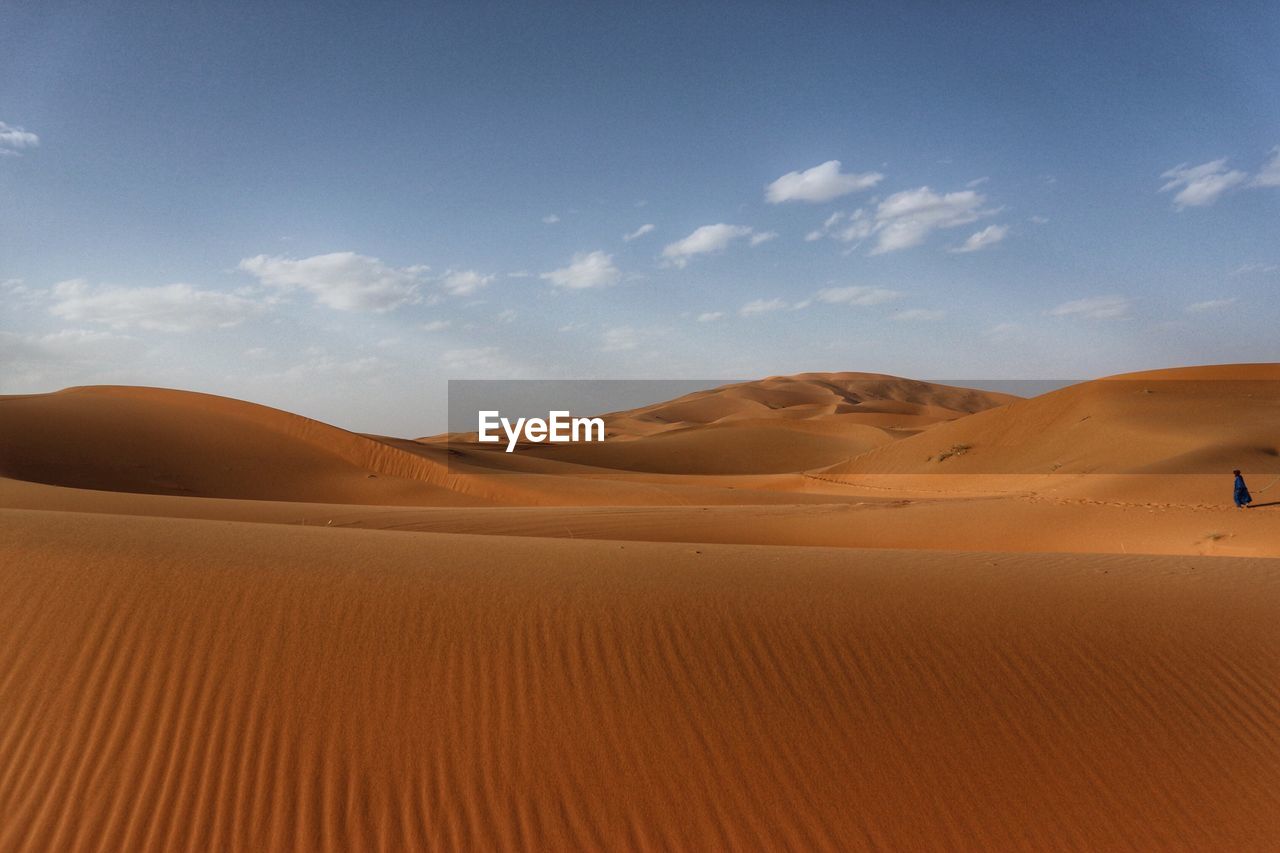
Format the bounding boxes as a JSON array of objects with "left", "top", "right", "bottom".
[{"left": 1233, "top": 469, "right": 1253, "bottom": 509}]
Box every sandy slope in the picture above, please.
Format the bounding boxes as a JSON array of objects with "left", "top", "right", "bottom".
[
  {"left": 0, "top": 386, "right": 469, "bottom": 505},
  {"left": 445, "top": 373, "right": 1017, "bottom": 474},
  {"left": 595, "top": 372, "right": 1018, "bottom": 437},
  {"left": 824, "top": 364, "right": 1280, "bottom": 478},
  {"left": 3, "top": 508, "right": 1278, "bottom": 851}
]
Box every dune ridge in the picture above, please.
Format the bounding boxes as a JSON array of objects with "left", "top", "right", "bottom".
[{"left": 824, "top": 364, "right": 1280, "bottom": 478}]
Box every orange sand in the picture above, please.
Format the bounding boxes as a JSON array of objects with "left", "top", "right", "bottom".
[{"left": 3, "top": 366, "right": 1279, "bottom": 849}]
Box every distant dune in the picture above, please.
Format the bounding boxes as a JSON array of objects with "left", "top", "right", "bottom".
[
  {"left": 824, "top": 363, "right": 1280, "bottom": 477},
  {"left": 3, "top": 366, "right": 1280, "bottom": 849},
  {"left": 522, "top": 373, "right": 1016, "bottom": 474}
]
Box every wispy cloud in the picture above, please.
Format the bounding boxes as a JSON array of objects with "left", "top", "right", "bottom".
[
  {"left": 806, "top": 185, "right": 995, "bottom": 254},
  {"left": 0, "top": 121, "right": 39, "bottom": 156},
  {"left": 49, "top": 279, "right": 263, "bottom": 331},
  {"left": 1231, "top": 262, "right": 1278, "bottom": 276},
  {"left": 541, "top": 213, "right": 560, "bottom": 224},
  {"left": 1253, "top": 147, "right": 1280, "bottom": 188},
  {"left": 950, "top": 224, "right": 1009, "bottom": 253},
  {"left": 1049, "top": 295, "right": 1130, "bottom": 320},
  {"left": 984, "top": 322, "right": 1024, "bottom": 342},
  {"left": 814, "top": 286, "right": 903, "bottom": 306},
  {"left": 0, "top": 328, "right": 143, "bottom": 390},
  {"left": 892, "top": 308, "right": 946, "bottom": 321},
  {"left": 623, "top": 223, "right": 655, "bottom": 241},
  {"left": 439, "top": 269, "right": 494, "bottom": 296},
  {"left": 599, "top": 325, "right": 664, "bottom": 351},
  {"left": 441, "top": 346, "right": 514, "bottom": 375},
  {"left": 662, "top": 224, "right": 762, "bottom": 267},
  {"left": 765, "top": 160, "right": 883, "bottom": 203},
  {"left": 806, "top": 210, "right": 874, "bottom": 244},
  {"left": 1185, "top": 298, "right": 1237, "bottom": 313},
  {"left": 540, "top": 250, "right": 621, "bottom": 289},
  {"left": 870, "top": 187, "right": 992, "bottom": 254},
  {"left": 696, "top": 311, "right": 723, "bottom": 323},
  {"left": 1160, "top": 159, "right": 1247, "bottom": 209},
  {"left": 739, "top": 298, "right": 788, "bottom": 317},
  {"left": 239, "top": 252, "right": 426, "bottom": 311}
]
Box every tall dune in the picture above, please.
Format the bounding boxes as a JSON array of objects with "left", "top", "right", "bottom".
[
  {"left": 474, "top": 373, "right": 1018, "bottom": 474},
  {"left": 588, "top": 371, "right": 1017, "bottom": 438},
  {"left": 0, "top": 386, "right": 475, "bottom": 505},
  {"left": 823, "top": 364, "right": 1280, "bottom": 477}
]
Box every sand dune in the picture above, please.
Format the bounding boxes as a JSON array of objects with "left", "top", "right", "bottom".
[
  {"left": 5, "top": 368, "right": 1280, "bottom": 849},
  {"left": 825, "top": 364, "right": 1280, "bottom": 478},
  {"left": 444, "top": 374, "right": 1015, "bottom": 476},
  {"left": 3, "top": 508, "right": 1278, "bottom": 851},
  {"left": 597, "top": 372, "right": 1017, "bottom": 437},
  {"left": 525, "top": 418, "right": 897, "bottom": 474},
  {"left": 0, "top": 386, "right": 469, "bottom": 505}
]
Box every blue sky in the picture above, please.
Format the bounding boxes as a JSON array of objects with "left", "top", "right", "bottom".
[{"left": 2, "top": 1, "right": 1278, "bottom": 433}]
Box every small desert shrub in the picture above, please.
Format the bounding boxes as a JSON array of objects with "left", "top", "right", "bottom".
[{"left": 935, "top": 443, "right": 972, "bottom": 462}]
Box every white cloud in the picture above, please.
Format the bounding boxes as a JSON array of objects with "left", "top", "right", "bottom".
[
  {"left": 870, "top": 187, "right": 990, "bottom": 254},
  {"left": 442, "top": 346, "right": 508, "bottom": 374},
  {"left": 1185, "top": 298, "right": 1237, "bottom": 313},
  {"left": 984, "top": 322, "right": 1024, "bottom": 342},
  {"left": 814, "top": 285, "right": 903, "bottom": 306},
  {"left": 765, "top": 160, "right": 883, "bottom": 203},
  {"left": 810, "top": 187, "right": 992, "bottom": 254},
  {"left": 49, "top": 279, "right": 263, "bottom": 331},
  {"left": 440, "top": 269, "right": 494, "bottom": 296},
  {"left": 1231, "top": 262, "right": 1278, "bottom": 276},
  {"left": 696, "top": 311, "right": 723, "bottom": 323},
  {"left": 259, "top": 352, "right": 393, "bottom": 385},
  {"left": 540, "top": 250, "right": 621, "bottom": 289},
  {"left": 1029, "top": 215, "right": 1050, "bottom": 224},
  {"left": 542, "top": 214, "right": 560, "bottom": 224},
  {"left": 1160, "top": 159, "right": 1247, "bottom": 209},
  {"left": 600, "top": 326, "right": 643, "bottom": 351},
  {"left": 749, "top": 231, "right": 778, "bottom": 246},
  {"left": 892, "top": 308, "right": 946, "bottom": 321},
  {"left": 0, "top": 328, "right": 144, "bottom": 391},
  {"left": 0, "top": 121, "right": 39, "bottom": 156},
  {"left": 1253, "top": 147, "right": 1280, "bottom": 188},
  {"left": 1049, "top": 295, "right": 1130, "bottom": 320},
  {"left": 624, "top": 223, "right": 655, "bottom": 241},
  {"left": 599, "top": 325, "right": 668, "bottom": 352},
  {"left": 951, "top": 224, "right": 1009, "bottom": 253},
  {"left": 966, "top": 177, "right": 990, "bottom": 188},
  {"left": 808, "top": 209, "right": 875, "bottom": 244},
  {"left": 421, "top": 320, "right": 451, "bottom": 332},
  {"left": 239, "top": 252, "right": 426, "bottom": 311},
  {"left": 496, "top": 308, "right": 518, "bottom": 323},
  {"left": 662, "top": 224, "right": 762, "bottom": 267},
  {"left": 739, "top": 298, "right": 788, "bottom": 317}
]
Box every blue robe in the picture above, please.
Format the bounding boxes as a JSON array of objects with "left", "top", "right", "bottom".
[{"left": 1234, "top": 474, "right": 1252, "bottom": 507}]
